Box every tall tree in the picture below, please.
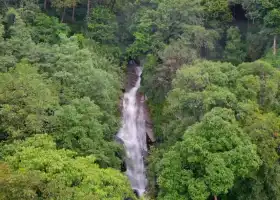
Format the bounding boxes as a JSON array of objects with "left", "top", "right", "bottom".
[
  {"left": 86, "top": 6, "right": 118, "bottom": 44},
  {"left": 51, "top": 97, "right": 122, "bottom": 168},
  {"left": 263, "top": 8, "right": 280, "bottom": 55},
  {"left": 236, "top": 60, "right": 280, "bottom": 111},
  {"left": 0, "top": 62, "right": 58, "bottom": 140},
  {"left": 224, "top": 26, "right": 246, "bottom": 65},
  {"left": 127, "top": 0, "right": 206, "bottom": 57},
  {"left": 245, "top": 0, "right": 280, "bottom": 55},
  {"left": 51, "top": 0, "right": 72, "bottom": 22},
  {"left": 158, "top": 108, "right": 261, "bottom": 200},
  {"left": 0, "top": 9, "right": 35, "bottom": 71},
  {"left": 71, "top": 0, "right": 81, "bottom": 21},
  {"left": 27, "top": 12, "right": 70, "bottom": 44}
]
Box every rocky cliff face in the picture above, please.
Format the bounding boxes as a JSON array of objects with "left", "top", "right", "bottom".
[{"left": 120, "top": 62, "right": 155, "bottom": 143}]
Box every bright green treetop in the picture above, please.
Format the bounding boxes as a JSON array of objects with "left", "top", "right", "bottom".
[
  {"left": 0, "top": 134, "right": 136, "bottom": 200},
  {"left": 158, "top": 108, "right": 261, "bottom": 200}
]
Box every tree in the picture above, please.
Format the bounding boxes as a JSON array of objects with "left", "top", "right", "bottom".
[
  {"left": 224, "top": 26, "right": 246, "bottom": 65},
  {"left": 165, "top": 61, "right": 238, "bottom": 120},
  {"left": 230, "top": 0, "right": 280, "bottom": 56},
  {"left": 158, "top": 108, "right": 261, "bottom": 200},
  {"left": 236, "top": 60, "right": 280, "bottom": 111},
  {"left": 142, "top": 39, "right": 198, "bottom": 109},
  {"left": 28, "top": 13, "right": 70, "bottom": 44},
  {"left": 0, "top": 15, "right": 3, "bottom": 41},
  {"left": 52, "top": 97, "right": 122, "bottom": 168},
  {"left": 244, "top": 112, "right": 280, "bottom": 167},
  {"left": 245, "top": 25, "right": 270, "bottom": 62},
  {"left": 263, "top": 48, "right": 280, "bottom": 68},
  {"left": 227, "top": 113, "right": 280, "bottom": 200},
  {"left": 202, "top": 0, "right": 232, "bottom": 26},
  {"left": 44, "top": 0, "right": 48, "bottom": 9},
  {"left": 263, "top": 6, "right": 280, "bottom": 55},
  {"left": 127, "top": 0, "right": 207, "bottom": 57},
  {"left": 228, "top": 163, "right": 280, "bottom": 200},
  {"left": 180, "top": 25, "right": 220, "bottom": 58},
  {"left": 0, "top": 162, "right": 42, "bottom": 200},
  {"left": 0, "top": 8, "right": 35, "bottom": 72},
  {"left": 51, "top": 0, "right": 72, "bottom": 22},
  {"left": 0, "top": 134, "right": 136, "bottom": 200},
  {"left": 52, "top": 36, "right": 122, "bottom": 135},
  {"left": 71, "top": 0, "right": 81, "bottom": 21},
  {"left": 86, "top": 0, "right": 91, "bottom": 18},
  {"left": 0, "top": 62, "right": 58, "bottom": 140},
  {"left": 86, "top": 6, "right": 118, "bottom": 44}
]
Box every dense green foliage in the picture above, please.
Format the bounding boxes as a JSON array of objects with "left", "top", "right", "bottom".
[
  {"left": 158, "top": 108, "right": 260, "bottom": 200},
  {"left": 1, "top": 0, "right": 280, "bottom": 199},
  {"left": 0, "top": 4, "right": 135, "bottom": 199},
  {"left": 0, "top": 134, "right": 135, "bottom": 200}
]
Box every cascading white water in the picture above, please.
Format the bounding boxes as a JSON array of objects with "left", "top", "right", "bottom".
[{"left": 117, "top": 66, "right": 147, "bottom": 197}]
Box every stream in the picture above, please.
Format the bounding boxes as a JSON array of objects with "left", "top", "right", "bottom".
[{"left": 117, "top": 66, "right": 148, "bottom": 197}]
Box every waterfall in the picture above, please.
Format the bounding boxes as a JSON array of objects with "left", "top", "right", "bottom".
[{"left": 117, "top": 66, "right": 147, "bottom": 197}]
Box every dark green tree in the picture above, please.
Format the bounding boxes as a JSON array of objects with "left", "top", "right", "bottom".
[
  {"left": 52, "top": 97, "right": 122, "bottom": 168},
  {"left": 224, "top": 26, "right": 246, "bottom": 65},
  {"left": 0, "top": 8, "right": 35, "bottom": 72},
  {"left": 0, "top": 62, "right": 58, "bottom": 140},
  {"left": 263, "top": 3, "right": 280, "bottom": 55},
  {"left": 86, "top": 6, "right": 118, "bottom": 44}
]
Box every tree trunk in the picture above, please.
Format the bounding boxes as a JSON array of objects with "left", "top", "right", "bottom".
[
  {"left": 44, "top": 0, "right": 47, "bottom": 9},
  {"left": 259, "top": 71, "right": 266, "bottom": 107},
  {"left": 214, "top": 196, "right": 218, "bottom": 200},
  {"left": 87, "top": 0, "right": 91, "bottom": 19},
  {"left": 72, "top": 2, "right": 75, "bottom": 22},
  {"left": 61, "top": 7, "right": 66, "bottom": 23},
  {"left": 273, "top": 35, "right": 277, "bottom": 56},
  {"left": 110, "top": 0, "right": 116, "bottom": 11}
]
